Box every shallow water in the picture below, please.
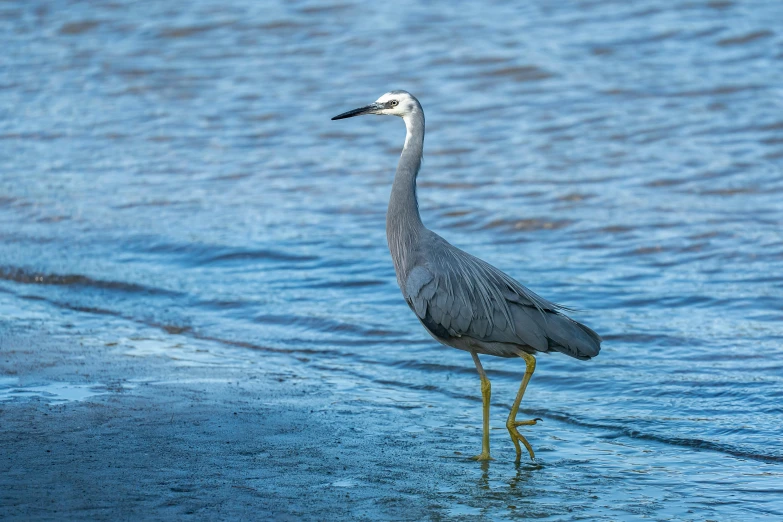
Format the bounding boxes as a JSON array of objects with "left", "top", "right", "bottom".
[
  {"left": 0, "top": 378, "right": 109, "bottom": 403},
  {"left": 1, "top": 0, "right": 782, "bottom": 518}
]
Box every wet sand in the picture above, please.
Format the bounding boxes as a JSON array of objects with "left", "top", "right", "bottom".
[
  {"left": 0, "top": 318, "right": 458, "bottom": 520},
  {"left": 3, "top": 293, "right": 782, "bottom": 520},
  {"left": 4, "top": 292, "right": 564, "bottom": 521}
]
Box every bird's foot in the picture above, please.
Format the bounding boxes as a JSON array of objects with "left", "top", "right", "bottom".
[
  {"left": 470, "top": 452, "right": 493, "bottom": 461},
  {"left": 506, "top": 417, "right": 541, "bottom": 461}
]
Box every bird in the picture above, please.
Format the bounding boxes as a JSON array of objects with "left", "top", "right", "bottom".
[{"left": 331, "top": 90, "right": 601, "bottom": 462}]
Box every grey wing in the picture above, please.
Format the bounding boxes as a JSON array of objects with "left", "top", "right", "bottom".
[{"left": 404, "top": 240, "right": 601, "bottom": 360}]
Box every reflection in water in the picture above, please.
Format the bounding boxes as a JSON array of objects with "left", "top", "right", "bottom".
[
  {"left": 477, "top": 460, "right": 491, "bottom": 491},
  {"left": 509, "top": 461, "right": 541, "bottom": 493}
]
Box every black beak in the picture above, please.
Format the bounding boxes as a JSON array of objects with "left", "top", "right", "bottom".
[{"left": 331, "top": 103, "right": 381, "bottom": 120}]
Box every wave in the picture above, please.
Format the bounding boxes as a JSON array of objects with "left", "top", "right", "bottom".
[{"left": 0, "top": 266, "right": 182, "bottom": 297}]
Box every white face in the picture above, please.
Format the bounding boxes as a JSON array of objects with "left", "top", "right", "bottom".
[
  {"left": 373, "top": 91, "right": 416, "bottom": 117},
  {"left": 331, "top": 90, "right": 420, "bottom": 122}
]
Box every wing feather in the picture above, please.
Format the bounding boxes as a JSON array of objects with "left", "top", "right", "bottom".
[{"left": 402, "top": 235, "right": 601, "bottom": 359}]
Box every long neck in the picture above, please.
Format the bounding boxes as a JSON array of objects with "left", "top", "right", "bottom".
[{"left": 387, "top": 107, "right": 425, "bottom": 278}]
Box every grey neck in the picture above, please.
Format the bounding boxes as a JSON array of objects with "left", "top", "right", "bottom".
[{"left": 386, "top": 106, "right": 426, "bottom": 279}]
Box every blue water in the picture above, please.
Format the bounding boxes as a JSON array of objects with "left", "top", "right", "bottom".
[{"left": 2, "top": 0, "right": 783, "bottom": 518}]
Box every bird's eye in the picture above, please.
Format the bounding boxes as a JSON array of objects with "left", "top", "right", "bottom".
[{"left": 390, "top": 100, "right": 399, "bottom": 107}]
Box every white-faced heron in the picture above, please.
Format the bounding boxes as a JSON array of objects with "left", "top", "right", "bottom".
[{"left": 332, "top": 90, "right": 601, "bottom": 461}]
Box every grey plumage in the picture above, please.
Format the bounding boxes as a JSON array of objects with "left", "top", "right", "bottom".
[
  {"left": 332, "top": 90, "right": 601, "bottom": 461},
  {"left": 404, "top": 237, "right": 601, "bottom": 360}
]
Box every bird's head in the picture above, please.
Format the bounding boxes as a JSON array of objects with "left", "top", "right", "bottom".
[{"left": 331, "top": 90, "right": 420, "bottom": 121}]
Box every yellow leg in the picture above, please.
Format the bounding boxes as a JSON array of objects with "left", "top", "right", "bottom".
[
  {"left": 506, "top": 352, "right": 541, "bottom": 462},
  {"left": 470, "top": 352, "right": 493, "bottom": 461}
]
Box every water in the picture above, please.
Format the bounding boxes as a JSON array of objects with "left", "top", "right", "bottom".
[
  {"left": 1, "top": 0, "right": 782, "bottom": 518},
  {"left": 0, "top": 377, "right": 111, "bottom": 403}
]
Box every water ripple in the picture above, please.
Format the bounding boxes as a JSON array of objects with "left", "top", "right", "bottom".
[{"left": 2, "top": 0, "right": 782, "bottom": 515}]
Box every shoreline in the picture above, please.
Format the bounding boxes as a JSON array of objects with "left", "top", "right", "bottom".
[{"left": 1, "top": 291, "right": 780, "bottom": 520}]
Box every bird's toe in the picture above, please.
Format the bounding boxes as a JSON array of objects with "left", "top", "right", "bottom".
[{"left": 506, "top": 420, "right": 537, "bottom": 462}]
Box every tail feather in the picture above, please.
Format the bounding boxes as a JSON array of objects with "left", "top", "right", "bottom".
[{"left": 545, "top": 313, "right": 602, "bottom": 360}]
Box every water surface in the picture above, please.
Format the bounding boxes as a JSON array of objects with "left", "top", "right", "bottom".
[{"left": 1, "top": 0, "right": 782, "bottom": 519}]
